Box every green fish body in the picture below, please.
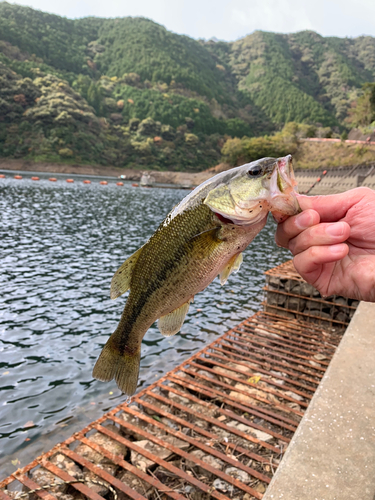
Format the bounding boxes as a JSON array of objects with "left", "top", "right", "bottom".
[{"left": 93, "top": 155, "right": 300, "bottom": 395}]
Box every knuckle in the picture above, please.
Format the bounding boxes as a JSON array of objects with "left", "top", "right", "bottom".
[
  {"left": 275, "top": 231, "right": 288, "bottom": 249},
  {"left": 288, "top": 238, "right": 297, "bottom": 254},
  {"left": 308, "top": 246, "right": 320, "bottom": 260}
]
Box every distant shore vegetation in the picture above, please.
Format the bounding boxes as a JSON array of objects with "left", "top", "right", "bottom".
[{"left": 0, "top": 3, "right": 374, "bottom": 171}]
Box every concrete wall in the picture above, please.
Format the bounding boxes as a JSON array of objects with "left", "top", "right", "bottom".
[
  {"left": 364, "top": 174, "right": 375, "bottom": 191},
  {"left": 263, "top": 301, "right": 375, "bottom": 500},
  {"left": 295, "top": 167, "right": 375, "bottom": 195}
]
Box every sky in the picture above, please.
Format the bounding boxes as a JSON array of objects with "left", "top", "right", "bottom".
[{"left": 6, "top": 0, "right": 375, "bottom": 41}]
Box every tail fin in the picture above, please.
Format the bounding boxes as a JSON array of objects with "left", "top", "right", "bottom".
[{"left": 92, "top": 339, "right": 141, "bottom": 396}]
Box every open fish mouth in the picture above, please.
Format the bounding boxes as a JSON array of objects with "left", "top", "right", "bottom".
[
  {"left": 269, "top": 155, "right": 301, "bottom": 223},
  {"left": 273, "top": 155, "right": 298, "bottom": 192}
]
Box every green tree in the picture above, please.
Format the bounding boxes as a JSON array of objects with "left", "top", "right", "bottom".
[
  {"left": 348, "top": 82, "right": 375, "bottom": 126},
  {"left": 72, "top": 75, "right": 92, "bottom": 101},
  {"left": 86, "top": 82, "right": 103, "bottom": 115}
]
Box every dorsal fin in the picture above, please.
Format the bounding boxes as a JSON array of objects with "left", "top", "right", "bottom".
[{"left": 110, "top": 246, "right": 143, "bottom": 299}]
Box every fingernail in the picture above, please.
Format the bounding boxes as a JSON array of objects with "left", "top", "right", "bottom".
[
  {"left": 295, "top": 211, "right": 313, "bottom": 229},
  {"left": 326, "top": 223, "right": 345, "bottom": 237}
]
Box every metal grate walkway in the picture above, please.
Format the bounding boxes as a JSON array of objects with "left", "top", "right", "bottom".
[
  {"left": 264, "top": 260, "right": 358, "bottom": 328},
  {"left": 1, "top": 311, "right": 343, "bottom": 500}
]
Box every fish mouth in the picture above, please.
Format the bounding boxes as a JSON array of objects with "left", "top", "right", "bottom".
[
  {"left": 214, "top": 212, "right": 238, "bottom": 224},
  {"left": 269, "top": 155, "right": 301, "bottom": 222},
  {"left": 277, "top": 155, "right": 298, "bottom": 189}
]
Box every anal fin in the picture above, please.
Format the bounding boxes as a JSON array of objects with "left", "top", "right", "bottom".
[
  {"left": 220, "top": 252, "right": 243, "bottom": 285},
  {"left": 110, "top": 246, "right": 143, "bottom": 300},
  {"left": 158, "top": 300, "right": 191, "bottom": 337}
]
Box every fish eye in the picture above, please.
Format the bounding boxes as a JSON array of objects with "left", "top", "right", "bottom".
[{"left": 247, "top": 165, "right": 263, "bottom": 177}]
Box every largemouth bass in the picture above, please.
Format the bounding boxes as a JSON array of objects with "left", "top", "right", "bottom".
[{"left": 93, "top": 155, "right": 300, "bottom": 395}]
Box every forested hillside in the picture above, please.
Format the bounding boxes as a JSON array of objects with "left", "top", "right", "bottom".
[{"left": 0, "top": 2, "right": 374, "bottom": 171}]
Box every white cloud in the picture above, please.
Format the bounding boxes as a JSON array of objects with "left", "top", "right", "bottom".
[
  {"left": 231, "top": 0, "right": 315, "bottom": 36},
  {"left": 6, "top": 0, "right": 375, "bottom": 40}
]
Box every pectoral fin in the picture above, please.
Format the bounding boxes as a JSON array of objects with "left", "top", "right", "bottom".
[
  {"left": 188, "top": 226, "right": 220, "bottom": 244},
  {"left": 110, "top": 246, "right": 143, "bottom": 299},
  {"left": 187, "top": 227, "right": 224, "bottom": 258},
  {"left": 220, "top": 252, "right": 243, "bottom": 285},
  {"left": 158, "top": 300, "right": 191, "bottom": 337}
]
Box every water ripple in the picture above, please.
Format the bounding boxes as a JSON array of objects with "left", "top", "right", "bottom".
[{"left": 0, "top": 176, "right": 290, "bottom": 475}]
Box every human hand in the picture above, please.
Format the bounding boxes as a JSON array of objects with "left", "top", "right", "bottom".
[{"left": 275, "top": 187, "right": 375, "bottom": 302}]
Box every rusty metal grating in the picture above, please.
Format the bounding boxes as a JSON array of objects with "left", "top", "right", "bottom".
[
  {"left": 264, "top": 260, "right": 358, "bottom": 328},
  {"left": 1, "top": 311, "right": 343, "bottom": 500}
]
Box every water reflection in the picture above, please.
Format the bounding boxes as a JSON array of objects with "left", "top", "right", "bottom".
[{"left": 0, "top": 176, "right": 290, "bottom": 475}]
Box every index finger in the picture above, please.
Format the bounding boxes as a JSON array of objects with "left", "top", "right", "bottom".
[
  {"left": 297, "top": 188, "right": 371, "bottom": 222},
  {"left": 275, "top": 209, "right": 320, "bottom": 248}
]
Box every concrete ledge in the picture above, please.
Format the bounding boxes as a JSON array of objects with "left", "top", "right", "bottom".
[{"left": 264, "top": 301, "right": 375, "bottom": 500}]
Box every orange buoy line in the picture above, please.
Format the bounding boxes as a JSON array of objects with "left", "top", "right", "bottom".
[
  {"left": 132, "top": 183, "right": 139, "bottom": 187},
  {"left": 303, "top": 169, "right": 328, "bottom": 195},
  {"left": 3, "top": 175, "right": 125, "bottom": 185}
]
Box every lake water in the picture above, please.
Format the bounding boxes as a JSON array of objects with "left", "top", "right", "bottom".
[{"left": 0, "top": 175, "right": 290, "bottom": 477}]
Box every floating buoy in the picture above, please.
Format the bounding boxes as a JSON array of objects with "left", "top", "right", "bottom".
[
  {"left": 0, "top": 174, "right": 5, "bottom": 178},
  {"left": 31, "top": 176, "right": 40, "bottom": 181},
  {"left": 99, "top": 181, "right": 108, "bottom": 185},
  {"left": 323, "top": 170, "right": 327, "bottom": 175},
  {"left": 14, "top": 175, "right": 22, "bottom": 179},
  {"left": 66, "top": 179, "right": 74, "bottom": 183},
  {"left": 116, "top": 182, "right": 124, "bottom": 186},
  {"left": 132, "top": 183, "right": 139, "bottom": 187},
  {"left": 49, "top": 177, "right": 57, "bottom": 182},
  {"left": 83, "top": 180, "right": 91, "bottom": 184}
]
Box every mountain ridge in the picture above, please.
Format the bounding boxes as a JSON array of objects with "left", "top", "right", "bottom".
[{"left": 0, "top": 2, "right": 374, "bottom": 171}]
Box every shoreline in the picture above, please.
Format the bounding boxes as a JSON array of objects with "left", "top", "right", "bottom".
[
  {"left": 0, "top": 158, "right": 142, "bottom": 179},
  {"left": 1, "top": 158, "right": 374, "bottom": 194},
  {"left": 0, "top": 158, "right": 214, "bottom": 187}
]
